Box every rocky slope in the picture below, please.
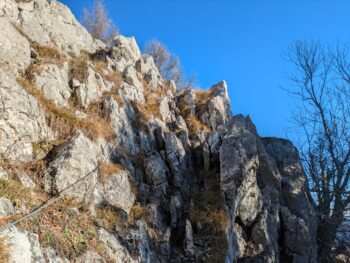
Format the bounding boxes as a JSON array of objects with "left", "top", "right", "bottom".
[{"left": 0, "top": 0, "right": 320, "bottom": 262}]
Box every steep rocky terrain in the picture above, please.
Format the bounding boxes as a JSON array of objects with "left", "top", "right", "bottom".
[{"left": 0, "top": 0, "right": 322, "bottom": 262}]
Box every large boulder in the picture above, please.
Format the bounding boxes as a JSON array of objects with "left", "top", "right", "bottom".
[
  {"left": 43, "top": 132, "right": 105, "bottom": 202},
  {"left": 99, "top": 169, "right": 135, "bottom": 214}
]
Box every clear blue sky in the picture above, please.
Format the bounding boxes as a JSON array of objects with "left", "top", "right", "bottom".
[{"left": 61, "top": 0, "right": 350, "bottom": 138}]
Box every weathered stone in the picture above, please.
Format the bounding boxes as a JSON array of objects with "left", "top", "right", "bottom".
[
  {"left": 76, "top": 251, "right": 106, "bottom": 263},
  {"left": 43, "top": 132, "right": 104, "bottom": 203},
  {"left": 111, "top": 35, "right": 141, "bottom": 72},
  {"left": 0, "top": 197, "right": 15, "bottom": 217},
  {"left": 124, "top": 65, "right": 143, "bottom": 90},
  {"left": 0, "top": 69, "right": 52, "bottom": 161},
  {"left": 97, "top": 228, "right": 138, "bottom": 263},
  {"left": 43, "top": 248, "right": 69, "bottom": 263},
  {"left": 99, "top": 169, "right": 135, "bottom": 214},
  {"left": 74, "top": 67, "right": 112, "bottom": 107},
  {"left": 0, "top": 17, "right": 31, "bottom": 75},
  {"left": 10, "top": 0, "right": 95, "bottom": 54},
  {"left": 158, "top": 97, "right": 170, "bottom": 121},
  {"left": 16, "top": 171, "right": 36, "bottom": 189},
  {"left": 2, "top": 227, "right": 45, "bottom": 263},
  {"left": 32, "top": 62, "right": 71, "bottom": 108}
]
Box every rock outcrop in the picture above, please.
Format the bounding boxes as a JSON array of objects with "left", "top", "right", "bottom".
[{"left": 0, "top": 0, "right": 322, "bottom": 262}]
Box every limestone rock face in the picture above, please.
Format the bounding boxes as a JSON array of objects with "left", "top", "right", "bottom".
[
  {"left": 0, "top": 1, "right": 324, "bottom": 263},
  {"left": 2, "top": 227, "right": 45, "bottom": 263},
  {"left": 43, "top": 132, "right": 103, "bottom": 202},
  {"left": 0, "top": 17, "right": 31, "bottom": 75},
  {"left": 111, "top": 35, "right": 141, "bottom": 72},
  {"left": 99, "top": 170, "right": 135, "bottom": 214},
  {"left": 4, "top": 0, "right": 95, "bottom": 54},
  {"left": 0, "top": 69, "right": 52, "bottom": 161},
  {"left": 32, "top": 63, "right": 71, "bottom": 108}
]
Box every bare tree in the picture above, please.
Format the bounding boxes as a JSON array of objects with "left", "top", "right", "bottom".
[
  {"left": 145, "top": 39, "right": 194, "bottom": 89},
  {"left": 286, "top": 40, "right": 350, "bottom": 262},
  {"left": 82, "top": 0, "right": 118, "bottom": 45}
]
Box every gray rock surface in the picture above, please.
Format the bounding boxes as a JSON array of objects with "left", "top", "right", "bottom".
[
  {"left": 0, "top": 1, "right": 323, "bottom": 262},
  {"left": 0, "top": 69, "right": 52, "bottom": 161},
  {"left": 99, "top": 169, "right": 135, "bottom": 214}
]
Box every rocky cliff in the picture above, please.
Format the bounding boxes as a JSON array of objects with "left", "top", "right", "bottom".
[{"left": 0, "top": 1, "right": 320, "bottom": 262}]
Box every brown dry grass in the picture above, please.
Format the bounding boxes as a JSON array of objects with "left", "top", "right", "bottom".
[
  {"left": 194, "top": 89, "right": 213, "bottom": 116},
  {"left": 96, "top": 205, "right": 128, "bottom": 236},
  {"left": 17, "top": 77, "right": 114, "bottom": 140},
  {"left": 0, "top": 176, "right": 41, "bottom": 210},
  {"left": 19, "top": 198, "right": 101, "bottom": 260},
  {"left": 69, "top": 54, "right": 89, "bottom": 83},
  {"left": 32, "top": 43, "right": 65, "bottom": 66},
  {"left": 190, "top": 206, "right": 229, "bottom": 234},
  {"left": 132, "top": 89, "right": 163, "bottom": 122},
  {"left": 128, "top": 204, "right": 151, "bottom": 223},
  {"left": 98, "top": 162, "right": 125, "bottom": 183},
  {"left": 0, "top": 237, "right": 9, "bottom": 263},
  {"left": 190, "top": 169, "right": 230, "bottom": 263},
  {"left": 186, "top": 115, "right": 211, "bottom": 136},
  {"left": 92, "top": 60, "right": 123, "bottom": 89}
]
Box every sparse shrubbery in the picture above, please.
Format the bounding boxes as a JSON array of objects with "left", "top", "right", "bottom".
[
  {"left": 19, "top": 198, "right": 101, "bottom": 260},
  {"left": 17, "top": 77, "right": 114, "bottom": 140}
]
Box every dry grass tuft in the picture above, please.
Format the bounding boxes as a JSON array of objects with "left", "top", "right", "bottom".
[
  {"left": 190, "top": 169, "right": 230, "bottom": 263},
  {"left": 92, "top": 60, "right": 123, "bottom": 89},
  {"left": 0, "top": 236, "right": 9, "bottom": 263},
  {"left": 32, "top": 43, "right": 65, "bottom": 66},
  {"left": 96, "top": 205, "right": 128, "bottom": 235},
  {"left": 69, "top": 54, "right": 89, "bottom": 83},
  {"left": 98, "top": 162, "right": 125, "bottom": 183},
  {"left": 190, "top": 207, "right": 229, "bottom": 234},
  {"left": 19, "top": 198, "right": 99, "bottom": 260},
  {"left": 128, "top": 204, "right": 151, "bottom": 223},
  {"left": 194, "top": 89, "right": 213, "bottom": 116},
  {"left": 0, "top": 175, "right": 42, "bottom": 210},
  {"left": 132, "top": 89, "right": 163, "bottom": 122},
  {"left": 17, "top": 77, "right": 114, "bottom": 140},
  {"left": 186, "top": 115, "right": 211, "bottom": 136}
]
